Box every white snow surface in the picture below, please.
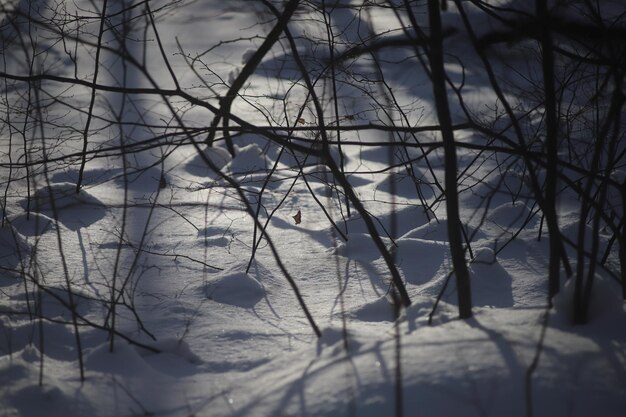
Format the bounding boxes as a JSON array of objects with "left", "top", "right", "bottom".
[{"left": 0, "top": 1, "right": 625, "bottom": 417}]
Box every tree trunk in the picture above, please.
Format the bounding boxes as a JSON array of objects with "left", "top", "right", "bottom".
[
  {"left": 537, "top": 0, "right": 562, "bottom": 302},
  {"left": 427, "top": 0, "right": 472, "bottom": 318}
]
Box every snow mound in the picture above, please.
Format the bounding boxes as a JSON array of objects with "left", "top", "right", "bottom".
[
  {"left": 402, "top": 218, "right": 487, "bottom": 242},
  {"left": 20, "top": 182, "right": 104, "bottom": 210},
  {"left": 299, "top": 164, "right": 331, "bottom": 184},
  {"left": 463, "top": 170, "right": 530, "bottom": 206},
  {"left": 202, "top": 145, "right": 232, "bottom": 170},
  {"left": 374, "top": 170, "right": 434, "bottom": 200},
  {"left": 0, "top": 354, "right": 93, "bottom": 417},
  {"left": 140, "top": 337, "right": 203, "bottom": 364},
  {"left": 197, "top": 226, "right": 231, "bottom": 247},
  {"left": 392, "top": 238, "right": 448, "bottom": 285},
  {"left": 318, "top": 326, "right": 363, "bottom": 355},
  {"left": 185, "top": 145, "right": 232, "bottom": 177},
  {"left": 343, "top": 204, "right": 433, "bottom": 238},
  {"left": 334, "top": 233, "right": 389, "bottom": 262},
  {"left": 231, "top": 307, "right": 626, "bottom": 417},
  {"left": 487, "top": 201, "right": 536, "bottom": 230},
  {"left": 610, "top": 169, "right": 626, "bottom": 183},
  {"left": 16, "top": 183, "right": 106, "bottom": 230},
  {"left": 226, "top": 143, "right": 271, "bottom": 174},
  {"left": 11, "top": 285, "right": 92, "bottom": 319},
  {"left": 0, "top": 318, "right": 79, "bottom": 361},
  {"left": 469, "top": 247, "right": 514, "bottom": 307},
  {"left": 85, "top": 342, "right": 157, "bottom": 375},
  {"left": 8, "top": 212, "right": 55, "bottom": 236},
  {"left": 552, "top": 274, "right": 625, "bottom": 325},
  {"left": 203, "top": 236, "right": 230, "bottom": 247},
  {"left": 349, "top": 295, "right": 396, "bottom": 322},
  {"left": 206, "top": 271, "right": 265, "bottom": 308},
  {"left": 319, "top": 326, "right": 349, "bottom": 347},
  {"left": 559, "top": 219, "right": 610, "bottom": 254}
]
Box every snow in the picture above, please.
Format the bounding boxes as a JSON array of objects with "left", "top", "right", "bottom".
[
  {"left": 206, "top": 268, "right": 266, "bottom": 308},
  {"left": 1, "top": 1, "right": 625, "bottom": 417},
  {"left": 225, "top": 143, "right": 273, "bottom": 174}
]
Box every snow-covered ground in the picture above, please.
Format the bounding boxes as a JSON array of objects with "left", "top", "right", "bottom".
[{"left": 1, "top": 1, "right": 625, "bottom": 416}]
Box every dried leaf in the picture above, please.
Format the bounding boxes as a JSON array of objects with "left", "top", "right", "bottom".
[
  {"left": 297, "top": 118, "right": 306, "bottom": 125},
  {"left": 292, "top": 210, "right": 302, "bottom": 225}
]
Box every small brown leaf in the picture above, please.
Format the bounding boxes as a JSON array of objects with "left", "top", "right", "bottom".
[
  {"left": 292, "top": 210, "right": 302, "bottom": 225},
  {"left": 297, "top": 118, "right": 306, "bottom": 125}
]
